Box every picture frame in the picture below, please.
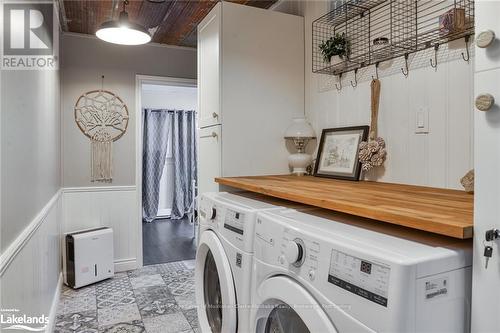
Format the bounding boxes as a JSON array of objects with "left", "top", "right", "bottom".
[{"left": 313, "top": 126, "right": 369, "bottom": 181}]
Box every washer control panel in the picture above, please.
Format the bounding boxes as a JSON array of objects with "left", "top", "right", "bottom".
[
  {"left": 328, "top": 249, "right": 391, "bottom": 307},
  {"left": 223, "top": 209, "right": 245, "bottom": 235}
]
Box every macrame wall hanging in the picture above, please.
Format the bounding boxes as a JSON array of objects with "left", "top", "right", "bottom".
[
  {"left": 74, "top": 76, "right": 129, "bottom": 182},
  {"left": 358, "top": 79, "right": 387, "bottom": 171}
]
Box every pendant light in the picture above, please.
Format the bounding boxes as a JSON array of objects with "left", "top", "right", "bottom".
[{"left": 96, "top": 0, "right": 151, "bottom": 45}]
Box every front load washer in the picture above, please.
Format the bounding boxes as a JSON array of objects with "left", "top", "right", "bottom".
[
  {"left": 195, "top": 192, "right": 285, "bottom": 333},
  {"left": 251, "top": 208, "right": 472, "bottom": 333}
]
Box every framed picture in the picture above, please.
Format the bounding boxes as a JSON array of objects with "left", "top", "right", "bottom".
[{"left": 314, "top": 126, "right": 369, "bottom": 181}]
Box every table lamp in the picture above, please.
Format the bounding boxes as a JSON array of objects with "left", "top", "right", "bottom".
[{"left": 284, "top": 117, "right": 316, "bottom": 176}]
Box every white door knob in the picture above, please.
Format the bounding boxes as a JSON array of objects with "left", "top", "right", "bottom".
[
  {"left": 477, "top": 30, "right": 496, "bottom": 49},
  {"left": 284, "top": 241, "right": 300, "bottom": 263},
  {"left": 476, "top": 93, "right": 495, "bottom": 112}
]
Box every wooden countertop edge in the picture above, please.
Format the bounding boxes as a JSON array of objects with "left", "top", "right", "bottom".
[{"left": 215, "top": 177, "right": 473, "bottom": 239}]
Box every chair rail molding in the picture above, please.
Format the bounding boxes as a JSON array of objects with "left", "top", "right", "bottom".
[
  {"left": 0, "top": 189, "right": 62, "bottom": 276},
  {"left": 62, "top": 185, "right": 137, "bottom": 193}
]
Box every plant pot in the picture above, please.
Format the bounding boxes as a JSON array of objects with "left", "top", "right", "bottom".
[{"left": 329, "top": 55, "right": 343, "bottom": 66}]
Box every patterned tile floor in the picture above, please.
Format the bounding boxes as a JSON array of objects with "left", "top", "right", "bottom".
[{"left": 55, "top": 260, "right": 199, "bottom": 333}]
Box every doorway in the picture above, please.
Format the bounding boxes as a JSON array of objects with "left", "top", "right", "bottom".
[{"left": 136, "top": 75, "right": 197, "bottom": 266}]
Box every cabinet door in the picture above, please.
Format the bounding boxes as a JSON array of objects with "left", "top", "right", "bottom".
[
  {"left": 198, "top": 4, "right": 221, "bottom": 128},
  {"left": 198, "top": 125, "right": 221, "bottom": 195},
  {"left": 472, "top": 1, "right": 500, "bottom": 332}
]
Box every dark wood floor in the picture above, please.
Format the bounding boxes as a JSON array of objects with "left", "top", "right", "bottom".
[{"left": 142, "top": 217, "right": 196, "bottom": 266}]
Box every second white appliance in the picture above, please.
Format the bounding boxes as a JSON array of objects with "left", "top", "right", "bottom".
[{"left": 251, "top": 209, "right": 472, "bottom": 333}]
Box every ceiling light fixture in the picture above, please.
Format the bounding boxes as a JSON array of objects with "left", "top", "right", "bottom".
[{"left": 96, "top": 0, "right": 151, "bottom": 46}]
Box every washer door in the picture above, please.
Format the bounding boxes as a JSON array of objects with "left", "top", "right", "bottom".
[
  {"left": 254, "top": 276, "right": 337, "bottom": 333},
  {"left": 195, "top": 230, "right": 237, "bottom": 333}
]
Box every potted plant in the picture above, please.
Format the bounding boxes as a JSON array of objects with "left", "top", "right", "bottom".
[{"left": 319, "top": 33, "right": 350, "bottom": 66}]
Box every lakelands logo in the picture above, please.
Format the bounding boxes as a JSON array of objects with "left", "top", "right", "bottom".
[
  {"left": 2, "top": 1, "right": 58, "bottom": 69},
  {"left": 0, "top": 309, "right": 48, "bottom": 331}
]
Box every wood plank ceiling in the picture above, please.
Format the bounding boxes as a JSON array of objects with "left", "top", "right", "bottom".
[{"left": 60, "top": 0, "right": 278, "bottom": 47}]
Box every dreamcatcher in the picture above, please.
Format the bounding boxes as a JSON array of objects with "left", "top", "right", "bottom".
[{"left": 74, "top": 85, "right": 129, "bottom": 182}]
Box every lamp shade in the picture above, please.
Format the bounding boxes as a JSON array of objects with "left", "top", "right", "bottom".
[
  {"left": 96, "top": 11, "right": 151, "bottom": 45},
  {"left": 284, "top": 117, "right": 316, "bottom": 139}
]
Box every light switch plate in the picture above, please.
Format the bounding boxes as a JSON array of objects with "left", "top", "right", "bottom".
[{"left": 415, "top": 107, "right": 429, "bottom": 134}]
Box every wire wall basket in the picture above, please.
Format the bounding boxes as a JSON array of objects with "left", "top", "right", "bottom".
[{"left": 312, "top": 0, "right": 475, "bottom": 76}]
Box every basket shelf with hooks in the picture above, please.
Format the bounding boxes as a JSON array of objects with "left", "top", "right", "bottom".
[{"left": 312, "top": 0, "right": 475, "bottom": 77}]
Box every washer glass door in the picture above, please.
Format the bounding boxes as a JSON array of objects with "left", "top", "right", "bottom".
[
  {"left": 195, "top": 230, "right": 237, "bottom": 333},
  {"left": 254, "top": 276, "right": 336, "bottom": 333},
  {"left": 204, "top": 249, "right": 223, "bottom": 332},
  {"left": 265, "top": 302, "right": 310, "bottom": 333}
]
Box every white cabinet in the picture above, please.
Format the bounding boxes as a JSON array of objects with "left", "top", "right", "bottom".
[
  {"left": 198, "top": 125, "right": 221, "bottom": 195},
  {"left": 198, "top": 5, "right": 221, "bottom": 128},
  {"left": 197, "top": 2, "right": 304, "bottom": 193}
]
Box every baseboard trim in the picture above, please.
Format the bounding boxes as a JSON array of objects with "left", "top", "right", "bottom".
[
  {"left": 62, "top": 186, "right": 136, "bottom": 193},
  {"left": 114, "top": 258, "right": 137, "bottom": 272},
  {"left": 46, "top": 272, "right": 63, "bottom": 333},
  {"left": 0, "top": 189, "right": 62, "bottom": 276}
]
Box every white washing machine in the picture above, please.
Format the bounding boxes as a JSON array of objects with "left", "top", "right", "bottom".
[
  {"left": 195, "top": 192, "right": 285, "bottom": 333},
  {"left": 251, "top": 208, "right": 472, "bottom": 333}
]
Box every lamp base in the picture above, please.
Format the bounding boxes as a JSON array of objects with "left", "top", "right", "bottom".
[{"left": 288, "top": 153, "right": 312, "bottom": 176}]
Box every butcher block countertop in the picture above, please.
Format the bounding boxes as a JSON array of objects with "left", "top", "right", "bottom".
[{"left": 215, "top": 175, "right": 474, "bottom": 239}]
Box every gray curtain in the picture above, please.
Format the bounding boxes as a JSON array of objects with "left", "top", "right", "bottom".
[
  {"left": 142, "top": 109, "right": 197, "bottom": 221},
  {"left": 142, "top": 109, "right": 170, "bottom": 222},
  {"left": 170, "top": 110, "right": 197, "bottom": 220}
]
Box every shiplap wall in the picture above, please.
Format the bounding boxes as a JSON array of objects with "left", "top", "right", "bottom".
[
  {"left": 62, "top": 187, "right": 138, "bottom": 271},
  {"left": 310, "top": 60, "right": 474, "bottom": 189},
  {"left": 274, "top": 0, "right": 474, "bottom": 189}
]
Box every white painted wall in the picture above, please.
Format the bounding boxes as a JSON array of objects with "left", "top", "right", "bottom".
[
  {"left": 0, "top": 1, "right": 62, "bottom": 327},
  {"left": 1, "top": 70, "right": 61, "bottom": 252},
  {"left": 141, "top": 84, "right": 197, "bottom": 217},
  {"left": 274, "top": 1, "right": 474, "bottom": 189}
]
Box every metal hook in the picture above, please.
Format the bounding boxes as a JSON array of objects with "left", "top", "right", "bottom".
[
  {"left": 461, "top": 35, "right": 470, "bottom": 62},
  {"left": 430, "top": 44, "right": 439, "bottom": 69},
  {"left": 401, "top": 53, "right": 409, "bottom": 77},
  {"left": 335, "top": 73, "right": 342, "bottom": 91},
  {"left": 350, "top": 69, "right": 358, "bottom": 88},
  {"left": 372, "top": 62, "right": 379, "bottom": 80}
]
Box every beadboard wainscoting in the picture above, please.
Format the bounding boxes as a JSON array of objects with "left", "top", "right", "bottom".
[
  {"left": 0, "top": 190, "right": 63, "bottom": 333},
  {"left": 61, "top": 186, "right": 139, "bottom": 272}
]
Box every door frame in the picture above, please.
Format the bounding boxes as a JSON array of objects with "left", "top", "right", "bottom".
[{"left": 135, "top": 74, "right": 197, "bottom": 268}]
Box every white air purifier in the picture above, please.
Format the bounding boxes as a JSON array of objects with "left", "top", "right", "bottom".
[{"left": 63, "top": 227, "right": 114, "bottom": 288}]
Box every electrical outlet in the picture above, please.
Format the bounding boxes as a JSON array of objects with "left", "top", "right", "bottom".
[{"left": 415, "top": 107, "right": 429, "bottom": 134}]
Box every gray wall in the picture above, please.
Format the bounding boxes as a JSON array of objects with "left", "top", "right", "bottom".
[
  {"left": 1, "top": 68, "right": 61, "bottom": 252},
  {"left": 61, "top": 34, "right": 197, "bottom": 187}
]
